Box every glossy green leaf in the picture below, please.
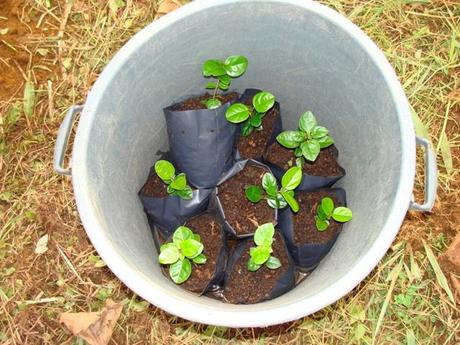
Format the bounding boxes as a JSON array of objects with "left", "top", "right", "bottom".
[
  {"left": 245, "top": 185, "right": 263, "bottom": 203},
  {"left": 169, "top": 259, "right": 192, "bottom": 284},
  {"left": 173, "top": 186, "right": 193, "bottom": 200},
  {"left": 223, "top": 55, "right": 248, "bottom": 77},
  {"left": 180, "top": 238, "right": 204, "bottom": 259},
  {"left": 317, "top": 204, "right": 328, "bottom": 221},
  {"left": 170, "top": 173, "right": 187, "bottom": 190},
  {"left": 247, "top": 257, "right": 261, "bottom": 272},
  {"left": 173, "top": 226, "right": 193, "bottom": 246},
  {"left": 250, "top": 113, "right": 263, "bottom": 127},
  {"left": 332, "top": 207, "right": 353, "bottom": 222},
  {"left": 276, "top": 131, "right": 305, "bottom": 148},
  {"left": 254, "top": 223, "right": 275, "bottom": 247},
  {"left": 205, "top": 82, "right": 217, "bottom": 89},
  {"left": 311, "top": 126, "right": 329, "bottom": 139},
  {"left": 317, "top": 135, "right": 335, "bottom": 148},
  {"left": 299, "top": 111, "right": 317, "bottom": 133},
  {"left": 203, "top": 59, "right": 226, "bottom": 77},
  {"left": 262, "top": 173, "right": 278, "bottom": 197},
  {"left": 250, "top": 246, "right": 271, "bottom": 265},
  {"left": 321, "top": 197, "right": 335, "bottom": 217},
  {"left": 192, "top": 253, "right": 207, "bottom": 264},
  {"left": 23, "top": 81, "right": 35, "bottom": 119},
  {"left": 218, "top": 74, "right": 231, "bottom": 86},
  {"left": 267, "top": 193, "right": 287, "bottom": 209},
  {"left": 281, "top": 166, "right": 302, "bottom": 190},
  {"left": 316, "top": 218, "right": 330, "bottom": 231},
  {"left": 218, "top": 83, "right": 229, "bottom": 91},
  {"left": 301, "top": 140, "right": 321, "bottom": 162},
  {"left": 158, "top": 245, "right": 180, "bottom": 265},
  {"left": 252, "top": 91, "right": 275, "bottom": 113},
  {"left": 155, "top": 160, "right": 175, "bottom": 182},
  {"left": 225, "top": 103, "right": 250, "bottom": 123},
  {"left": 281, "top": 191, "right": 299, "bottom": 213},
  {"left": 294, "top": 147, "right": 303, "bottom": 157},
  {"left": 266, "top": 256, "right": 281, "bottom": 269},
  {"left": 241, "top": 121, "right": 253, "bottom": 137},
  {"left": 204, "top": 98, "right": 222, "bottom": 109}
]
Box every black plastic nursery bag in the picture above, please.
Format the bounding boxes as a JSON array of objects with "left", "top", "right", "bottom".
[
  {"left": 277, "top": 188, "right": 347, "bottom": 272},
  {"left": 164, "top": 95, "right": 238, "bottom": 188}
]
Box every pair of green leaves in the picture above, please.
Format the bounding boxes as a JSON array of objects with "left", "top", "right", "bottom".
[
  {"left": 158, "top": 226, "right": 207, "bottom": 284},
  {"left": 245, "top": 166, "right": 302, "bottom": 213},
  {"left": 154, "top": 160, "right": 193, "bottom": 200},
  {"left": 225, "top": 91, "right": 276, "bottom": 137},
  {"left": 202, "top": 55, "right": 248, "bottom": 109},
  {"left": 276, "top": 111, "right": 334, "bottom": 163},
  {"left": 315, "top": 197, "right": 353, "bottom": 231},
  {"left": 247, "top": 223, "right": 281, "bottom": 271}
]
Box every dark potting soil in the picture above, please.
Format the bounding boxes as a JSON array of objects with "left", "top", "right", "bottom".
[
  {"left": 237, "top": 104, "right": 280, "bottom": 159},
  {"left": 166, "top": 213, "right": 224, "bottom": 293},
  {"left": 266, "top": 143, "right": 342, "bottom": 176},
  {"left": 171, "top": 92, "right": 239, "bottom": 111},
  {"left": 218, "top": 164, "right": 276, "bottom": 236},
  {"left": 293, "top": 190, "right": 343, "bottom": 245},
  {"left": 223, "top": 232, "right": 290, "bottom": 304},
  {"left": 140, "top": 173, "right": 169, "bottom": 198}
]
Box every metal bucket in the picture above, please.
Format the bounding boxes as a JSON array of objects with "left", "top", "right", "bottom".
[{"left": 53, "top": 0, "right": 437, "bottom": 327}]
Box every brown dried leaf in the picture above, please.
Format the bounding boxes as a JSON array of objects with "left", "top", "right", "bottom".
[
  {"left": 155, "top": 0, "right": 182, "bottom": 19},
  {"left": 59, "top": 299, "right": 123, "bottom": 345}
]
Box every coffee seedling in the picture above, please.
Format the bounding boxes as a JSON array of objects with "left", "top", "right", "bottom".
[
  {"left": 276, "top": 111, "right": 334, "bottom": 164},
  {"left": 245, "top": 166, "right": 302, "bottom": 212},
  {"left": 154, "top": 160, "right": 193, "bottom": 200},
  {"left": 225, "top": 91, "right": 276, "bottom": 136},
  {"left": 202, "top": 55, "right": 248, "bottom": 109},
  {"left": 158, "top": 226, "right": 207, "bottom": 284},
  {"left": 315, "top": 197, "right": 352, "bottom": 231},
  {"left": 247, "top": 223, "right": 281, "bottom": 271}
]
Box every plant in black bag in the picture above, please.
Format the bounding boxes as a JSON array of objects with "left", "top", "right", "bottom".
[
  {"left": 225, "top": 91, "right": 276, "bottom": 136},
  {"left": 158, "top": 226, "right": 207, "bottom": 284},
  {"left": 202, "top": 55, "right": 248, "bottom": 109},
  {"left": 315, "top": 197, "right": 353, "bottom": 231},
  {"left": 245, "top": 166, "right": 302, "bottom": 212},
  {"left": 247, "top": 223, "right": 281, "bottom": 271},
  {"left": 276, "top": 111, "right": 334, "bottom": 166},
  {"left": 155, "top": 160, "right": 193, "bottom": 200}
]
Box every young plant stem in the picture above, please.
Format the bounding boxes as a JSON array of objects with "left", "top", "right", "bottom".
[{"left": 212, "top": 80, "right": 220, "bottom": 100}]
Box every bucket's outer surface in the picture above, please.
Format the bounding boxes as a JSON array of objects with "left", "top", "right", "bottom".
[{"left": 70, "top": 0, "right": 418, "bottom": 327}]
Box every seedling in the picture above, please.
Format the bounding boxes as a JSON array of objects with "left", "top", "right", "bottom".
[
  {"left": 315, "top": 197, "right": 353, "bottom": 231},
  {"left": 154, "top": 160, "right": 193, "bottom": 200},
  {"left": 158, "top": 226, "right": 207, "bottom": 284},
  {"left": 245, "top": 166, "right": 302, "bottom": 213},
  {"left": 247, "top": 223, "right": 281, "bottom": 271},
  {"left": 202, "top": 55, "right": 248, "bottom": 109},
  {"left": 276, "top": 111, "right": 334, "bottom": 165},
  {"left": 225, "top": 91, "right": 276, "bottom": 136}
]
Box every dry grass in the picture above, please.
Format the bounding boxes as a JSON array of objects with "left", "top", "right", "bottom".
[{"left": 0, "top": 0, "right": 459, "bottom": 344}]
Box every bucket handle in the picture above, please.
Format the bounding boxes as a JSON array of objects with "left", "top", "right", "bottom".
[
  {"left": 409, "top": 136, "right": 437, "bottom": 212},
  {"left": 53, "top": 105, "right": 83, "bottom": 176}
]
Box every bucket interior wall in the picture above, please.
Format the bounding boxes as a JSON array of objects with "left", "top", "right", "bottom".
[{"left": 76, "top": 1, "right": 405, "bottom": 315}]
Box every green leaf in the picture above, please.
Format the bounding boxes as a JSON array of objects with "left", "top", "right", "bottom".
[
  {"left": 203, "top": 59, "right": 226, "bottom": 77},
  {"left": 172, "top": 226, "right": 193, "bottom": 246},
  {"left": 294, "top": 147, "right": 303, "bottom": 157},
  {"left": 250, "top": 246, "right": 271, "bottom": 265},
  {"left": 281, "top": 191, "right": 299, "bottom": 213},
  {"left": 262, "top": 173, "right": 278, "bottom": 197},
  {"left": 301, "top": 140, "right": 321, "bottom": 162},
  {"left": 225, "top": 103, "right": 250, "bottom": 123},
  {"left": 170, "top": 173, "right": 187, "bottom": 190},
  {"left": 281, "top": 166, "right": 302, "bottom": 190},
  {"left": 159, "top": 245, "right": 180, "bottom": 265},
  {"left": 424, "top": 242, "right": 455, "bottom": 304},
  {"left": 267, "top": 194, "right": 287, "bottom": 209},
  {"left": 317, "top": 135, "right": 334, "bottom": 148},
  {"left": 245, "top": 185, "right": 263, "bottom": 203},
  {"left": 317, "top": 204, "right": 328, "bottom": 221},
  {"left": 247, "top": 257, "right": 261, "bottom": 272},
  {"left": 205, "top": 82, "right": 217, "bottom": 89},
  {"left": 311, "top": 126, "right": 329, "bottom": 139},
  {"left": 223, "top": 55, "right": 248, "bottom": 77},
  {"left": 316, "top": 218, "right": 330, "bottom": 231},
  {"left": 154, "top": 160, "right": 175, "bottom": 182},
  {"left": 241, "top": 121, "right": 253, "bottom": 137},
  {"left": 193, "top": 234, "right": 201, "bottom": 242},
  {"left": 218, "top": 74, "right": 231, "bottom": 86},
  {"left": 332, "top": 207, "right": 353, "bottom": 222},
  {"left": 6, "top": 103, "right": 21, "bottom": 126},
  {"left": 252, "top": 91, "right": 275, "bottom": 113},
  {"left": 276, "top": 131, "right": 305, "bottom": 148},
  {"left": 250, "top": 113, "right": 263, "bottom": 127},
  {"left": 203, "top": 98, "right": 222, "bottom": 109},
  {"left": 439, "top": 131, "right": 453, "bottom": 175},
  {"left": 23, "top": 81, "right": 35, "bottom": 119},
  {"left": 192, "top": 253, "right": 207, "bottom": 264},
  {"left": 218, "top": 83, "right": 229, "bottom": 91},
  {"left": 180, "top": 238, "right": 204, "bottom": 259},
  {"left": 173, "top": 186, "right": 193, "bottom": 200},
  {"left": 109, "top": 0, "right": 125, "bottom": 13},
  {"left": 299, "top": 111, "right": 317, "bottom": 133},
  {"left": 169, "top": 259, "right": 192, "bottom": 284},
  {"left": 254, "top": 223, "right": 275, "bottom": 247},
  {"left": 321, "top": 197, "right": 335, "bottom": 217},
  {"left": 266, "top": 256, "right": 281, "bottom": 269}
]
